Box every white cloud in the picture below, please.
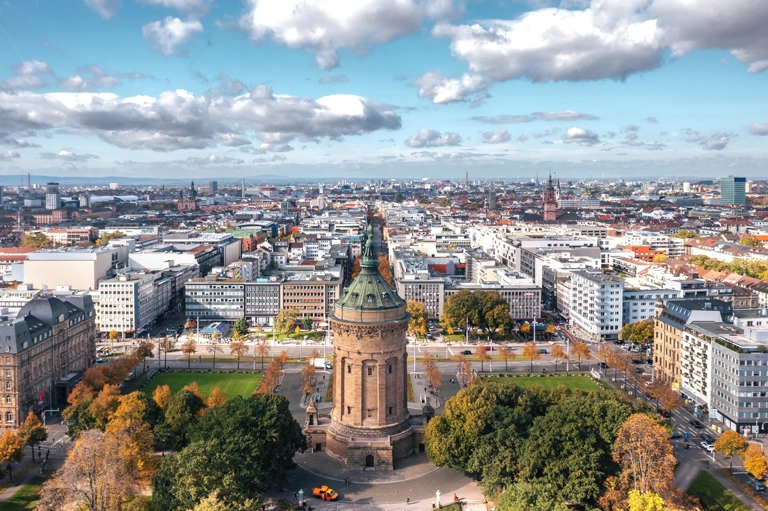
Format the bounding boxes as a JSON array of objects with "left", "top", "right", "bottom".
[
  {"left": 517, "top": 134, "right": 528, "bottom": 142},
  {"left": 0, "top": 151, "right": 20, "bottom": 160},
  {"left": 252, "top": 154, "right": 287, "bottom": 163},
  {"left": 533, "top": 129, "right": 558, "bottom": 138},
  {"left": 0, "top": 87, "right": 401, "bottom": 152},
  {"left": 57, "top": 66, "right": 146, "bottom": 92},
  {"left": 0, "top": 60, "right": 54, "bottom": 91},
  {"left": 184, "top": 155, "right": 244, "bottom": 166},
  {"left": 142, "top": 17, "right": 204, "bottom": 56},
  {"left": 432, "top": 0, "right": 768, "bottom": 83},
  {"left": 137, "top": 0, "right": 212, "bottom": 18},
  {"left": 405, "top": 128, "right": 461, "bottom": 148},
  {"left": 531, "top": 111, "right": 598, "bottom": 121},
  {"left": 238, "top": 0, "right": 458, "bottom": 70},
  {"left": 482, "top": 129, "right": 511, "bottom": 144},
  {"left": 40, "top": 150, "right": 100, "bottom": 162},
  {"left": 84, "top": 0, "right": 121, "bottom": 19},
  {"left": 1, "top": 138, "right": 41, "bottom": 149},
  {"left": 644, "top": 116, "right": 659, "bottom": 123},
  {"left": 411, "top": 71, "right": 487, "bottom": 104},
  {"left": 621, "top": 132, "right": 666, "bottom": 151},
  {"left": 472, "top": 114, "right": 535, "bottom": 124},
  {"left": 624, "top": 124, "right": 640, "bottom": 132},
  {"left": 319, "top": 75, "right": 349, "bottom": 84},
  {"left": 748, "top": 122, "right": 768, "bottom": 136},
  {"left": 562, "top": 127, "right": 600, "bottom": 145}
]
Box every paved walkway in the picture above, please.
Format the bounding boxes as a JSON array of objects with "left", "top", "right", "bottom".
[
  {"left": 0, "top": 417, "right": 72, "bottom": 503},
  {"left": 675, "top": 461, "right": 765, "bottom": 511}
]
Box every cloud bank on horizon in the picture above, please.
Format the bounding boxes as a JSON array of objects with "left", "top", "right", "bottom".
[{"left": 0, "top": 0, "right": 767, "bottom": 178}]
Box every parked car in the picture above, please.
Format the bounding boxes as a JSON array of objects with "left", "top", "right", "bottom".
[
  {"left": 701, "top": 433, "right": 715, "bottom": 443},
  {"left": 599, "top": 362, "right": 609, "bottom": 369},
  {"left": 700, "top": 442, "right": 714, "bottom": 452},
  {"left": 462, "top": 350, "right": 472, "bottom": 355},
  {"left": 313, "top": 486, "right": 338, "bottom": 501},
  {"left": 635, "top": 367, "right": 644, "bottom": 373},
  {"left": 539, "top": 349, "right": 548, "bottom": 354},
  {"left": 95, "top": 356, "right": 104, "bottom": 363},
  {"left": 670, "top": 432, "right": 682, "bottom": 439},
  {"left": 748, "top": 479, "right": 767, "bottom": 492},
  {"left": 690, "top": 420, "right": 703, "bottom": 428}
]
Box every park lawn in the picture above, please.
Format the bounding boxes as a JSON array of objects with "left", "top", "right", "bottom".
[
  {"left": 486, "top": 375, "right": 603, "bottom": 392},
  {"left": 0, "top": 475, "right": 45, "bottom": 511},
  {"left": 142, "top": 372, "right": 262, "bottom": 399},
  {"left": 687, "top": 470, "right": 750, "bottom": 511}
]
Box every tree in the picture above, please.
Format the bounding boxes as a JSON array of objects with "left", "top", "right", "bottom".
[
  {"left": 106, "top": 391, "right": 159, "bottom": 478},
  {"left": 18, "top": 411, "right": 48, "bottom": 462},
  {"left": 301, "top": 317, "right": 314, "bottom": 331},
  {"left": 487, "top": 304, "right": 513, "bottom": 339},
  {"left": 714, "top": 430, "right": 748, "bottom": 473},
  {"left": 597, "top": 343, "right": 613, "bottom": 369},
  {"left": 609, "top": 414, "right": 676, "bottom": 505},
  {"left": 740, "top": 236, "right": 763, "bottom": 248},
  {"left": 571, "top": 341, "right": 592, "bottom": 371},
  {"left": 38, "top": 430, "right": 137, "bottom": 511},
  {"left": 184, "top": 319, "right": 197, "bottom": 329},
  {"left": 155, "top": 389, "right": 206, "bottom": 451},
  {"left": 519, "top": 393, "right": 633, "bottom": 507},
  {"left": 441, "top": 289, "right": 479, "bottom": 333},
  {"left": 182, "top": 338, "right": 197, "bottom": 369},
  {"left": 406, "top": 300, "right": 429, "bottom": 339},
  {"left": 300, "top": 361, "right": 316, "bottom": 396},
  {"left": 438, "top": 198, "right": 451, "bottom": 207},
  {"left": 233, "top": 317, "right": 249, "bottom": 338},
  {"left": 742, "top": 443, "right": 767, "bottom": 480},
  {"left": 350, "top": 254, "right": 362, "bottom": 281},
  {"left": 95, "top": 230, "right": 125, "bottom": 247},
  {"left": 626, "top": 490, "right": 667, "bottom": 511},
  {"left": 20, "top": 232, "right": 51, "bottom": 248},
  {"left": 208, "top": 388, "right": 227, "bottom": 408},
  {"left": 475, "top": 345, "right": 491, "bottom": 372},
  {"left": 151, "top": 394, "right": 307, "bottom": 511},
  {"left": 256, "top": 340, "right": 270, "bottom": 371},
  {"left": 520, "top": 322, "right": 531, "bottom": 338},
  {"left": 108, "top": 329, "right": 119, "bottom": 342},
  {"left": 621, "top": 318, "right": 655, "bottom": 345},
  {"left": 497, "top": 481, "right": 569, "bottom": 511},
  {"left": 0, "top": 428, "right": 25, "bottom": 472},
  {"left": 229, "top": 340, "right": 249, "bottom": 370},
  {"left": 652, "top": 254, "right": 668, "bottom": 263},
  {"left": 498, "top": 345, "right": 514, "bottom": 371},
  {"left": 550, "top": 344, "right": 567, "bottom": 372},
  {"left": 88, "top": 384, "right": 122, "bottom": 431},
  {"left": 672, "top": 229, "right": 698, "bottom": 239},
  {"left": 207, "top": 342, "right": 224, "bottom": 369},
  {"left": 136, "top": 340, "right": 155, "bottom": 374},
  {"left": 153, "top": 384, "right": 172, "bottom": 409},
  {"left": 425, "top": 382, "right": 550, "bottom": 495},
  {"left": 159, "top": 337, "right": 176, "bottom": 367},
  {"left": 379, "top": 255, "right": 394, "bottom": 286},
  {"left": 422, "top": 353, "right": 442, "bottom": 396},
  {"left": 523, "top": 342, "right": 541, "bottom": 372},
  {"left": 274, "top": 308, "right": 299, "bottom": 334}
]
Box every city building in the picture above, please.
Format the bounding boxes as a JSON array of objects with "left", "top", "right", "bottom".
[
  {"left": 1, "top": 294, "right": 97, "bottom": 429},
  {"left": 45, "top": 183, "right": 61, "bottom": 211},
  {"left": 720, "top": 176, "right": 746, "bottom": 206},
  {"left": 24, "top": 246, "right": 130, "bottom": 291},
  {"left": 185, "top": 277, "right": 245, "bottom": 322},
  {"left": 569, "top": 270, "right": 624, "bottom": 341}
]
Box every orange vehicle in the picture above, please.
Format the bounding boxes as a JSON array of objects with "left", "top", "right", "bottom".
[{"left": 313, "top": 486, "right": 338, "bottom": 501}]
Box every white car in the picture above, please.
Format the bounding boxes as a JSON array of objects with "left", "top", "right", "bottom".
[{"left": 700, "top": 442, "right": 714, "bottom": 453}]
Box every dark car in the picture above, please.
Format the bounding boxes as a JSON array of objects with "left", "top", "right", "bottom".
[
  {"left": 748, "top": 479, "right": 767, "bottom": 492},
  {"left": 539, "top": 349, "right": 548, "bottom": 354},
  {"left": 635, "top": 367, "right": 644, "bottom": 373},
  {"left": 690, "top": 420, "right": 703, "bottom": 428},
  {"left": 599, "top": 362, "right": 609, "bottom": 369},
  {"left": 670, "top": 432, "right": 682, "bottom": 439},
  {"left": 462, "top": 350, "right": 472, "bottom": 355},
  {"left": 701, "top": 433, "right": 715, "bottom": 443}
]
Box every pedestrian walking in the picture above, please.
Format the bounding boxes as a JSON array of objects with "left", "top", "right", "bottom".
[
  {"left": 45, "top": 449, "right": 49, "bottom": 460},
  {"left": 294, "top": 492, "right": 299, "bottom": 500}
]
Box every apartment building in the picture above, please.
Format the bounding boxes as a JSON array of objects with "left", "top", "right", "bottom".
[
  {"left": 280, "top": 273, "right": 342, "bottom": 319},
  {"left": 653, "top": 299, "right": 732, "bottom": 387},
  {"left": 569, "top": 271, "right": 624, "bottom": 341},
  {"left": 185, "top": 277, "right": 245, "bottom": 322},
  {"left": 1, "top": 295, "right": 97, "bottom": 428},
  {"left": 244, "top": 279, "right": 281, "bottom": 326}
]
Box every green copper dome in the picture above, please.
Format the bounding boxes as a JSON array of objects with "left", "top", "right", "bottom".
[{"left": 335, "top": 225, "right": 405, "bottom": 312}]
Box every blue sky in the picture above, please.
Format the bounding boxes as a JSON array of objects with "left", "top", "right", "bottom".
[{"left": 0, "top": 0, "right": 767, "bottom": 180}]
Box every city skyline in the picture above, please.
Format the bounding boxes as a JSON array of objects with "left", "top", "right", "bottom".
[{"left": 0, "top": 0, "right": 767, "bottom": 179}]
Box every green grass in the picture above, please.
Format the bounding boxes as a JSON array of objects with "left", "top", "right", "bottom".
[
  {"left": 485, "top": 375, "right": 603, "bottom": 392},
  {"left": 0, "top": 476, "right": 44, "bottom": 511},
  {"left": 141, "top": 372, "right": 262, "bottom": 399},
  {"left": 687, "top": 470, "right": 750, "bottom": 511}
]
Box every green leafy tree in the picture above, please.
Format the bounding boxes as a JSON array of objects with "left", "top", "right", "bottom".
[
  {"left": 497, "top": 481, "right": 569, "bottom": 511},
  {"left": 301, "top": 317, "right": 314, "bottom": 331},
  {"left": 232, "top": 317, "right": 250, "bottom": 337},
  {"left": 274, "top": 308, "right": 299, "bottom": 334},
  {"left": 95, "top": 230, "right": 125, "bottom": 246},
  {"left": 18, "top": 411, "right": 48, "bottom": 462},
  {"left": 518, "top": 393, "right": 633, "bottom": 507},
  {"left": 406, "top": 300, "right": 429, "bottom": 339},
  {"left": 154, "top": 389, "right": 206, "bottom": 451},
  {"left": 152, "top": 394, "right": 307, "bottom": 511},
  {"left": 20, "top": 232, "right": 51, "bottom": 248},
  {"left": 620, "top": 318, "right": 655, "bottom": 345},
  {"left": 671, "top": 229, "right": 698, "bottom": 239},
  {"left": 652, "top": 254, "right": 668, "bottom": 263},
  {"left": 438, "top": 198, "right": 451, "bottom": 207},
  {"left": 424, "top": 381, "right": 550, "bottom": 495},
  {"left": 739, "top": 236, "right": 763, "bottom": 248}
]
